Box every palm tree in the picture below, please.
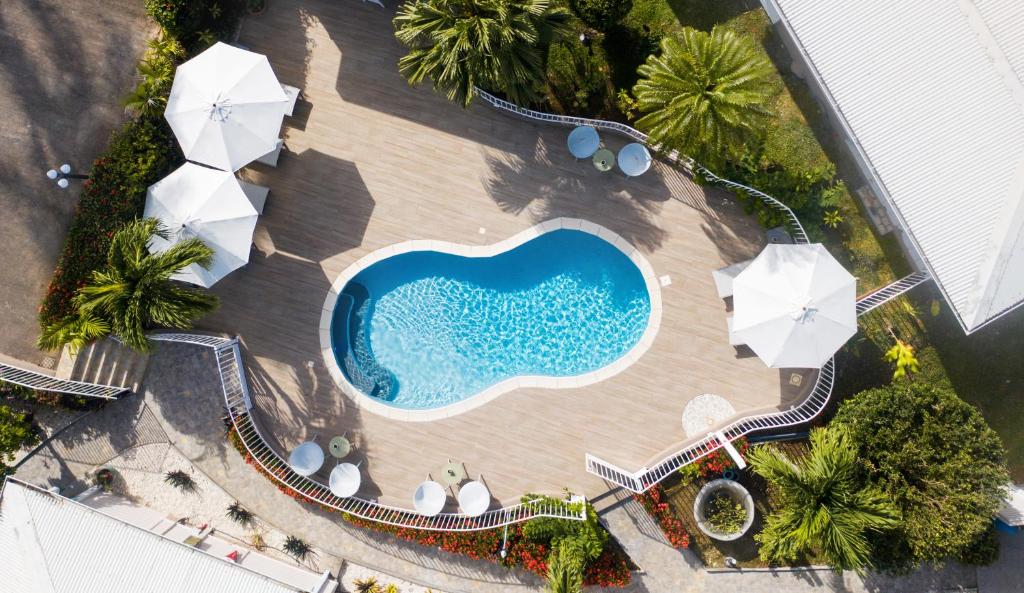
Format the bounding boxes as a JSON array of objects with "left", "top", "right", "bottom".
[
  {"left": 546, "top": 538, "right": 585, "bottom": 593},
  {"left": 748, "top": 427, "right": 900, "bottom": 573},
  {"left": 37, "top": 310, "right": 110, "bottom": 354},
  {"left": 393, "top": 0, "right": 569, "bottom": 108},
  {"left": 76, "top": 218, "right": 219, "bottom": 352},
  {"left": 632, "top": 26, "right": 775, "bottom": 168},
  {"left": 124, "top": 33, "right": 184, "bottom": 118}
]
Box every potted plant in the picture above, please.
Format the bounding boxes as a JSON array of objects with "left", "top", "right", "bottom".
[
  {"left": 692, "top": 478, "right": 755, "bottom": 541},
  {"left": 94, "top": 467, "right": 115, "bottom": 491}
]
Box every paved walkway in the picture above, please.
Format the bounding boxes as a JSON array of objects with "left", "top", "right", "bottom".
[
  {"left": 14, "top": 341, "right": 1018, "bottom": 593},
  {"left": 0, "top": 0, "right": 152, "bottom": 365}
]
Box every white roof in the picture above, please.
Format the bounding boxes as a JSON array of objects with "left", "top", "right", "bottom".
[
  {"left": 769, "top": 0, "right": 1024, "bottom": 332},
  {"left": 0, "top": 479, "right": 307, "bottom": 593},
  {"left": 998, "top": 484, "right": 1024, "bottom": 526}
]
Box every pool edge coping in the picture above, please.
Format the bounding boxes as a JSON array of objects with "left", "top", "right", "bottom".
[{"left": 318, "top": 217, "right": 664, "bottom": 422}]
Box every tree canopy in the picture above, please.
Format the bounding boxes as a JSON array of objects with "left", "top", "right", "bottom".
[
  {"left": 0, "top": 404, "right": 36, "bottom": 475},
  {"left": 393, "top": 0, "right": 569, "bottom": 107},
  {"left": 632, "top": 26, "right": 775, "bottom": 168},
  {"left": 748, "top": 427, "right": 900, "bottom": 572},
  {"left": 832, "top": 382, "right": 1009, "bottom": 568}
]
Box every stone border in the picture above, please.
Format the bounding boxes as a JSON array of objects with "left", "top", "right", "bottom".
[{"left": 318, "top": 217, "right": 663, "bottom": 422}]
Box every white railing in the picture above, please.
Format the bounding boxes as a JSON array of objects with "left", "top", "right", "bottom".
[
  {"left": 474, "top": 88, "right": 809, "bottom": 243},
  {"left": 855, "top": 271, "right": 931, "bottom": 316},
  {"left": 149, "top": 333, "right": 586, "bottom": 531},
  {"left": 0, "top": 361, "right": 126, "bottom": 400}
]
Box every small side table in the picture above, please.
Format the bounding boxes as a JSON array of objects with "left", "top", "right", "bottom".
[
  {"left": 328, "top": 435, "right": 351, "bottom": 459},
  {"left": 592, "top": 148, "right": 615, "bottom": 172},
  {"left": 440, "top": 460, "right": 467, "bottom": 494}
]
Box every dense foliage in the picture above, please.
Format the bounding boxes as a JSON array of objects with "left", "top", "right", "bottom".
[
  {"left": 633, "top": 27, "right": 775, "bottom": 167},
  {"left": 703, "top": 493, "right": 746, "bottom": 534},
  {"left": 748, "top": 427, "right": 900, "bottom": 573},
  {"left": 123, "top": 34, "right": 186, "bottom": 118},
  {"left": 144, "top": 0, "right": 245, "bottom": 51},
  {"left": 393, "top": 0, "right": 570, "bottom": 107},
  {"left": 543, "top": 30, "right": 612, "bottom": 116},
  {"left": 227, "top": 428, "right": 631, "bottom": 586},
  {"left": 39, "top": 119, "right": 182, "bottom": 329},
  {"left": 832, "top": 383, "right": 1009, "bottom": 569},
  {"left": 634, "top": 485, "right": 691, "bottom": 548},
  {"left": 567, "top": 0, "right": 631, "bottom": 30},
  {"left": 66, "top": 218, "right": 218, "bottom": 352}
]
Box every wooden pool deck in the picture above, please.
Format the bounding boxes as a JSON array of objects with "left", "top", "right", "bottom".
[{"left": 197, "top": 0, "right": 814, "bottom": 508}]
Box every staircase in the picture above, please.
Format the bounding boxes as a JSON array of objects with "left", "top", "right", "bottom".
[{"left": 55, "top": 338, "right": 149, "bottom": 394}]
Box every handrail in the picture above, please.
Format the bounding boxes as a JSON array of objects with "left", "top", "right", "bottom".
[
  {"left": 0, "top": 361, "right": 126, "bottom": 400},
  {"left": 855, "top": 271, "right": 931, "bottom": 316},
  {"left": 149, "top": 333, "right": 586, "bottom": 531},
  {"left": 471, "top": 89, "right": 842, "bottom": 494}
]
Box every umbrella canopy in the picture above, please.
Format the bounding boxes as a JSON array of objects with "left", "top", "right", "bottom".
[
  {"left": 732, "top": 243, "right": 856, "bottom": 368},
  {"left": 457, "top": 481, "right": 490, "bottom": 517},
  {"left": 165, "top": 42, "right": 288, "bottom": 171},
  {"left": 618, "top": 142, "right": 652, "bottom": 177},
  {"left": 288, "top": 442, "right": 324, "bottom": 477},
  {"left": 144, "top": 162, "right": 258, "bottom": 288},
  {"left": 567, "top": 125, "right": 600, "bottom": 159},
  {"left": 413, "top": 480, "right": 446, "bottom": 516},
  {"left": 329, "top": 463, "right": 361, "bottom": 498}
]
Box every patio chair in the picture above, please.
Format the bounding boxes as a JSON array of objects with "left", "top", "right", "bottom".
[
  {"left": 726, "top": 316, "right": 745, "bottom": 347},
  {"left": 711, "top": 259, "right": 753, "bottom": 299},
  {"left": 281, "top": 84, "right": 301, "bottom": 117},
  {"left": 237, "top": 179, "right": 270, "bottom": 214},
  {"left": 255, "top": 139, "right": 284, "bottom": 167}
]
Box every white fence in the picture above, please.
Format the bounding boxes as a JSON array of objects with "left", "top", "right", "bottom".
[
  {"left": 0, "top": 362, "right": 126, "bottom": 400},
  {"left": 149, "top": 333, "right": 586, "bottom": 531}
]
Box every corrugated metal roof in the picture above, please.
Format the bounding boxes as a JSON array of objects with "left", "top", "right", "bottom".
[
  {"left": 0, "top": 480, "right": 306, "bottom": 593},
  {"left": 770, "top": 0, "right": 1024, "bottom": 331}
]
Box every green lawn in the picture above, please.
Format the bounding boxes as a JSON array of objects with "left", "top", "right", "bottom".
[{"left": 613, "top": 0, "right": 1024, "bottom": 479}]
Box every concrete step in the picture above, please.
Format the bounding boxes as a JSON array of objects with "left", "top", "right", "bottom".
[{"left": 62, "top": 338, "right": 149, "bottom": 393}]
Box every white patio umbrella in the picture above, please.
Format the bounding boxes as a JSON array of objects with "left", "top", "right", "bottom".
[
  {"left": 288, "top": 442, "right": 325, "bottom": 477},
  {"left": 165, "top": 42, "right": 288, "bottom": 171},
  {"left": 732, "top": 243, "right": 856, "bottom": 369},
  {"left": 144, "top": 162, "right": 258, "bottom": 288},
  {"left": 618, "top": 142, "right": 652, "bottom": 177}
]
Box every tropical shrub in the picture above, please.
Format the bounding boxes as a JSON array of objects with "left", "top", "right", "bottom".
[
  {"left": 0, "top": 405, "right": 37, "bottom": 475},
  {"left": 226, "top": 501, "right": 254, "bottom": 527},
  {"left": 124, "top": 33, "right": 186, "bottom": 119},
  {"left": 567, "top": 0, "right": 632, "bottom": 30},
  {"left": 748, "top": 427, "right": 900, "bottom": 573},
  {"left": 633, "top": 27, "right": 775, "bottom": 168},
  {"left": 544, "top": 31, "right": 612, "bottom": 116},
  {"left": 703, "top": 493, "right": 746, "bottom": 534},
  {"left": 283, "top": 535, "right": 314, "bottom": 561},
  {"left": 39, "top": 119, "right": 182, "bottom": 330},
  {"left": 164, "top": 469, "right": 197, "bottom": 492},
  {"left": 832, "top": 383, "right": 1009, "bottom": 569},
  {"left": 144, "top": 0, "right": 245, "bottom": 51},
  {"left": 393, "top": 0, "right": 570, "bottom": 107}
]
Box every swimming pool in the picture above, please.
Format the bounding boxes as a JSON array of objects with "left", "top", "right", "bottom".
[{"left": 325, "top": 221, "right": 659, "bottom": 417}]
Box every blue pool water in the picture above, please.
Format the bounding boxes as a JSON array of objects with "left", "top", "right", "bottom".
[{"left": 331, "top": 229, "right": 651, "bottom": 410}]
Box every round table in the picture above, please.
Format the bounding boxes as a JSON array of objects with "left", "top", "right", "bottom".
[
  {"left": 567, "top": 125, "right": 600, "bottom": 159},
  {"left": 328, "top": 435, "right": 351, "bottom": 458},
  {"left": 592, "top": 148, "right": 615, "bottom": 172},
  {"left": 458, "top": 481, "right": 491, "bottom": 517},
  {"left": 440, "top": 461, "right": 466, "bottom": 487},
  {"left": 329, "top": 463, "right": 361, "bottom": 498},
  {"left": 288, "top": 442, "right": 324, "bottom": 477},
  {"left": 413, "top": 480, "right": 447, "bottom": 517}
]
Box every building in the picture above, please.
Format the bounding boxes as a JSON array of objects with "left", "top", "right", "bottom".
[
  {"left": 759, "top": 0, "right": 1024, "bottom": 333},
  {"left": 0, "top": 478, "right": 338, "bottom": 593}
]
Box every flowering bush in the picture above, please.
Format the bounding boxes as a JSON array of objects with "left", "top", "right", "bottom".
[
  {"left": 684, "top": 437, "right": 750, "bottom": 480},
  {"left": 226, "top": 425, "right": 632, "bottom": 586},
  {"left": 634, "top": 485, "right": 690, "bottom": 549},
  {"left": 38, "top": 119, "right": 181, "bottom": 328}
]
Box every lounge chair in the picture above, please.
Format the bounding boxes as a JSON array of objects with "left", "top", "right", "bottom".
[
  {"left": 281, "top": 84, "right": 301, "bottom": 117},
  {"left": 711, "top": 259, "right": 753, "bottom": 299},
  {"left": 726, "top": 316, "right": 745, "bottom": 347},
  {"left": 255, "top": 139, "right": 284, "bottom": 167}
]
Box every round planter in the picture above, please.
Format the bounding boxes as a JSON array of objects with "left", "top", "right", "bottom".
[{"left": 693, "top": 478, "right": 755, "bottom": 541}]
